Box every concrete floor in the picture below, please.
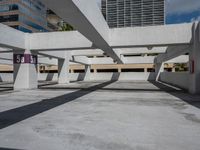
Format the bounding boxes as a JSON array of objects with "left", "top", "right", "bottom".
[{"left": 0, "top": 81, "right": 200, "bottom": 150}]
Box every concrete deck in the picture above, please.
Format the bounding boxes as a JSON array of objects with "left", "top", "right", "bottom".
[{"left": 0, "top": 81, "right": 200, "bottom": 150}]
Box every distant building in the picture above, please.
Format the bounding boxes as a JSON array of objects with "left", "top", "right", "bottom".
[
  {"left": 0, "top": 0, "right": 51, "bottom": 32},
  {"left": 46, "top": 9, "right": 61, "bottom": 31},
  {"left": 102, "top": 0, "right": 165, "bottom": 28},
  {"left": 47, "top": 9, "right": 74, "bottom": 31}
]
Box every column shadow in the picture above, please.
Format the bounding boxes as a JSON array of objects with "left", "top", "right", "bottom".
[
  {"left": 0, "top": 148, "right": 23, "bottom": 150},
  {"left": 38, "top": 81, "right": 58, "bottom": 88},
  {"left": 46, "top": 73, "right": 54, "bottom": 81},
  {"left": 149, "top": 81, "right": 200, "bottom": 109},
  {"left": 0, "top": 82, "right": 13, "bottom": 93},
  {"left": 77, "top": 73, "right": 86, "bottom": 81},
  {"left": 0, "top": 80, "right": 116, "bottom": 130}
]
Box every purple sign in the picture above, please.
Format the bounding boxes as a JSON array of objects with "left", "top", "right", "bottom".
[{"left": 13, "top": 54, "right": 38, "bottom": 64}]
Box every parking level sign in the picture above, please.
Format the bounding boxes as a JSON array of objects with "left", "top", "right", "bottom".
[{"left": 13, "top": 54, "right": 37, "bottom": 64}]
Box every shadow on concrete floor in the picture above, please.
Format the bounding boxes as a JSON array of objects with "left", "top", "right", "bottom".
[
  {"left": 0, "top": 147, "right": 23, "bottom": 150},
  {"left": 0, "top": 82, "right": 13, "bottom": 86},
  {"left": 0, "top": 88, "right": 13, "bottom": 93},
  {"left": 0, "top": 80, "right": 199, "bottom": 130},
  {"left": 38, "top": 81, "right": 58, "bottom": 88},
  {"left": 39, "top": 80, "right": 181, "bottom": 92},
  {"left": 150, "top": 81, "right": 200, "bottom": 109},
  {"left": 39, "top": 85, "right": 179, "bottom": 92},
  {"left": 0, "top": 80, "right": 116, "bottom": 130}
]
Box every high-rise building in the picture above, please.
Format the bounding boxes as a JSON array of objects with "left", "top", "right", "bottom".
[
  {"left": 0, "top": 0, "right": 51, "bottom": 32},
  {"left": 102, "top": 0, "right": 165, "bottom": 28}
]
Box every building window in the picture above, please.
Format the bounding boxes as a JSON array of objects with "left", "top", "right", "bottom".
[{"left": 0, "top": 15, "right": 19, "bottom": 22}]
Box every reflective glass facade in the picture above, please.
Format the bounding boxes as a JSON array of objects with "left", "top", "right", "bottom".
[
  {"left": 102, "top": 0, "right": 165, "bottom": 28},
  {"left": 0, "top": 0, "right": 50, "bottom": 32}
]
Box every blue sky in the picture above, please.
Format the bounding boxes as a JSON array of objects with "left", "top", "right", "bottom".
[
  {"left": 166, "top": 0, "right": 200, "bottom": 24},
  {"left": 96, "top": 0, "right": 200, "bottom": 24}
]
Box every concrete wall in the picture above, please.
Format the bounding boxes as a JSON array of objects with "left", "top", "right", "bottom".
[
  {"left": 110, "top": 23, "right": 193, "bottom": 47},
  {"left": 0, "top": 73, "right": 190, "bottom": 90},
  {"left": 159, "top": 72, "right": 189, "bottom": 90},
  {"left": 0, "top": 73, "right": 13, "bottom": 82},
  {"left": 38, "top": 72, "right": 156, "bottom": 81},
  {"left": 0, "top": 73, "right": 156, "bottom": 82}
]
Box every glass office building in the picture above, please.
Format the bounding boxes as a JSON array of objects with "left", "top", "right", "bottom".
[
  {"left": 0, "top": 0, "right": 50, "bottom": 32},
  {"left": 102, "top": 0, "right": 165, "bottom": 28}
]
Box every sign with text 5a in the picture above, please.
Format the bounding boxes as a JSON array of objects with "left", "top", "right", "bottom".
[{"left": 13, "top": 54, "right": 38, "bottom": 64}]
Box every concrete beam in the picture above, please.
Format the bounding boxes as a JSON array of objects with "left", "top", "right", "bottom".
[
  {"left": 0, "top": 59, "right": 12, "bottom": 65},
  {"left": 88, "top": 57, "right": 114, "bottom": 64},
  {"left": 0, "top": 53, "right": 13, "bottom": 65},
  {"left": 71, "top": 56, "right": 90, "bottom": 65},
  {"left": 71, "top": 49, "right": 104, "bottom": 56},
  {"left": 123, "top": 56, "right": 156, "bottom": 64},
  {"left": 71, "top": 47, "right": 167, "bottom": 57},
  {"left": 38, "top": 57, "right": 58, "bottom": 65},
  {"left": 38, "top": 51, "right": 66, "bottom": 59},
  {"left": 0, "top": 47, "right": 12, "bottom": 52},
  {"left": 0, "top": 53, "right": 13, "bottom": 60},
  {"left": 110, "top": 23, "right": 193, "bottom": 48},
  {"left": 29, "top": 31, "right": 94, "bottom": 50},
  {"left": 117, "top": 47, "right": 167, "bottom": 55},
  {"left": 29, "top": 23, "right": 193, "bottom": 53},
  {"left": 166, "top": 55, "right": 189, "bottom": 63},
  {"left": 39, "top": 0, "right": 122, "bottom": 63},
  {"left": 0, "top": 23, "right": 25, "bottom": 49},
  {"left": 156, "top": 45, "right": 191, "bottom": 63},
  {"left": 88, "top": 56, "right": 156, "bottom": 64}
]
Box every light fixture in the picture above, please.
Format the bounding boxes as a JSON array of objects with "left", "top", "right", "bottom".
[{"left": 147, "top": 46, "right": 153, "bottom": 50}]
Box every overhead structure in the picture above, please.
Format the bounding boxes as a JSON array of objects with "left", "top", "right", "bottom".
[
  {"left": 40, "top": 0, "right": 122, "bottom": 63},
  {"left": 0, "top": 0, "right": 199, "bottom": 94}
]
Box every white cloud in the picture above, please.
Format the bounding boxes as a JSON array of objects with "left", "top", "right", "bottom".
[
  {"left": 191, "top": 16, "right": 200, "bottom": 22},
  {"left": 96, "top": 0, "right": 101, "bottom": 8},
  {"left": 95, "top": 0, "right": 200, "bottom": 16},
  {"left": 166, "top": 0, "right": 200, "bottom": 15}
]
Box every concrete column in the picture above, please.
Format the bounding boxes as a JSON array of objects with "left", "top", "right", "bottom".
[
  {"left": 37, "top": 64, "right": 40, "bottom": 79},
  {"left": 13, "top": 49, "right": 38, "bottom": 90},
  {"left": 85, "top": 65, "right": 91, "bottom": 80},
  {"left": 155, "top": 63, "right": 164, "bottom": 81},
  {"left": 85, "top": 65, "right": 91, "bottom": 75},
  {"left": 58, "top": 51, "right": 70, "bottom": 84},
  {"left": 144, "top": 68, "right": 148, "bottom": 73},
  {"left": 118, "top": 68, "right": 121, "bottom": 73},
  {"left": 92, "top": 65, "right": 97, "bottom": 73},
  {"left": 172, "top": 67, "right": 176, "bottom": 72},
  {"left": 189, "top": 22, "right": 200, "bottom": 94}
]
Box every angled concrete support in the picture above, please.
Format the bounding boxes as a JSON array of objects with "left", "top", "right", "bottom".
[
  {"left": 40, "top": 0, "right": 122, "bottom": 63},
  {"left": 58, "top": 51, "right": 70, "bottom": 84},
  {"left": 85, "top": 65, "right": 91, "bottom": 80},
  {"left": 13, "top": 49, "right": 38, "bottom": 90},
  {"left": 0, "top": 23, "right": 25, "bottom": 49},
  {"left": 189, "top": 22, "right": 200, "bottom": 94},
  {"left": 155, "top": 63, "right": 164, "bottom": 81}
]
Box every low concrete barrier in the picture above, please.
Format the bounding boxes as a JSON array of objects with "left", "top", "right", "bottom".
[
  {"left": 159, "top": 72, "right": 189, "bottom": 90},
  {"left": 38, "top": 72, "right": 156, "bottom": 81},
  {"left": 0, "top": 72, "right": 156, "bottom": 82},
  {"left": 0, "top": 73, "right": 13, "bottom": 82}
]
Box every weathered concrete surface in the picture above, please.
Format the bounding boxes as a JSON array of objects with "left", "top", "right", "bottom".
[{"left": 0, "top": 81, "right": 200, "bottom": 150}]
